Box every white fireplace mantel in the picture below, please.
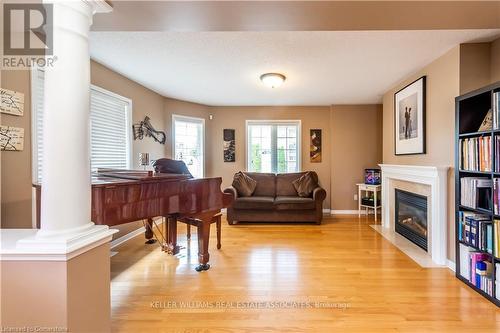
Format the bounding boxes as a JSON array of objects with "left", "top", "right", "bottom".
[{"left": 379, "top": 164, "right": 449, "bottom": 265}]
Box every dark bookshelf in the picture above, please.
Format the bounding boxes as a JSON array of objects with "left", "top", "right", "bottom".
[{"left": 455, "top": 81, "right": 500, "bottom": 307}]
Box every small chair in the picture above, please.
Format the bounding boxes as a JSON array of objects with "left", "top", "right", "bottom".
[{"left": 184, "top": 213, "right": 222, "bottom": 250}]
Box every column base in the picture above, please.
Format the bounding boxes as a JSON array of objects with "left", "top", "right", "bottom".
[
  {"left": 1, "top": 224, "right": 117, "bottom": 261},
  {"left": 0, "top": 226, "right": 117, "bottom": 332},
  {"left": 1, "top": 240, "right": 114, "bottom": 332}
]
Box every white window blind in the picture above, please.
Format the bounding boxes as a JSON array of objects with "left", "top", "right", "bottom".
[
  {"left": 246, "top": 120, "right": 301, "bottom": 173},
  {"left": 31, "top": 68, "right": 132, "bottom": 182},
  {"left": 31, "top": 68, "right": 45, "bottom": 183},
  {"left": 90, "top": 87, "right": 132, "bottom": 172}
]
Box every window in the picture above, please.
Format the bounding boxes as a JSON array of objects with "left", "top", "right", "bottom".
[
  {"left": 246, "top": 120, "right": 301, "bottom": 173},
  {"left": 31, "top": 67, "right": 45, "bottom": 183},
  {"left": 31, "top": 68, "right": 132, "bottom": 182},
  {"left": 172, "top": 115, "right": 204, "bottom": 178},
  {"left": 89, "top": 86, "right": 132, "bottom": 172}
]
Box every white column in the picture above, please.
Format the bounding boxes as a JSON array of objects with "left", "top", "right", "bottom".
[
  {"left": 36, "top": 0, "right": 111, "bottom": 238},
  {"left": 14, "top": 0, "right": 115, "bottom": 252}
]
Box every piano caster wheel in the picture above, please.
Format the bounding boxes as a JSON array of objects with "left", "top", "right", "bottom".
[
  {"left": 145, "top": 239, "right": 157, "bottom": 245},
  {"left": 195, "top": 264, "right": 210, "bottom": 272}
]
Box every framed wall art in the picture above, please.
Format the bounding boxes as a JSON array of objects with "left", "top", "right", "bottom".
[
  {"left": 394, "top": 76, "right": 426, "bottom": 155},
  {"left": 310, "top": 129, "right": 322, "bottom": 163},
  {"left": 223, "top": 129, "right": 235, "bottom": 162}
]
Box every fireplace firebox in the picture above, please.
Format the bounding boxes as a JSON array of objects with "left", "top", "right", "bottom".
[{"left": 395, "top": 189, "right": 428, "bottom": 251}]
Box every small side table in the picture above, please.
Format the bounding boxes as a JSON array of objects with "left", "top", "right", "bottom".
[{"left": 357, "top": 183, "right": 381, "bottom": 221}]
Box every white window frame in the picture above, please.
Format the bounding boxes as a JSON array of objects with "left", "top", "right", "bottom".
[
  {"left": 245, "top": 120, "right": 302, "bottom": 173},
  {"left": 30, "top": 67, "right": 133, "bottom": 183},
  {"left": 172, "top": 114, "right": 205, "bottom": 178}
]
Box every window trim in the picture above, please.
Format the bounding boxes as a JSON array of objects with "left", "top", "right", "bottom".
[
  {"left": 245, "top": 119, "right": 302, "bottom": 173},
  {"left": 172, "top": 114, "right": 206, "bottom": 178},
  {"left": 31, "top": 66, "right": 133, "bottom": 183}
]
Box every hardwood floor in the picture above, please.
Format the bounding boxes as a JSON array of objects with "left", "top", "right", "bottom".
[{"left": 110, "top": 215, "right": 500, "bottom": 333}]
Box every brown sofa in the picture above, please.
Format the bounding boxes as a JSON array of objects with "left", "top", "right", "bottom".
[{"left": 224, "top": 172, "right": 326, "bottom": 225}]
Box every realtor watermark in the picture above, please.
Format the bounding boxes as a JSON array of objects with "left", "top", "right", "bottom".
[
  {"left": 150, "top": 300, "right": 351, "bottom": 310},
  {"left": 2, "top": 3, "right": 56, "bottom": 69}
]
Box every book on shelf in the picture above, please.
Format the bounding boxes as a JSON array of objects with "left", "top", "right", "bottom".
[
  {"left": 494, "top": 179, "right": 500, "bottom": 214},
  {"left": 459, "top": 243, "right": 473, "bottom": 280},
  {"left": 458, "top": 212, "right": 491, "bottom": 251},
  {"left": 496, "top": 137, "right": 500, "bottom": 173},
  {"left": 459, "top": 136, "right": 491, "bottom": 172},
  {"left": 471, "top": 252, "right": 492, "bottom": 292},
  {"left": 459, "top": 244, "right": 493, "bottom": 295},
  {"left": 494, "top": 220, "right": 500, "bottom": 258},
  {"left": 460, "top": 177, "right": 492, "bottom": 210},
  {"left": 494, "top": 91, "right": 500, "bottom": 130},
  {"left": 496, "top": 263, "right": 500, "bottom": 300}
]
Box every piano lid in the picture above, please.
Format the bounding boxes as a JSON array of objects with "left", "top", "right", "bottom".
[{"left": 95, "top": 168, "right": 190, "bottom": 181}]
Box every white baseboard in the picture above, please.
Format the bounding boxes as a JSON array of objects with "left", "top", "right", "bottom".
[
  {"left": 330, "top": 210, "right": 374, "bottom": 215},
  {"left": 447, "top": 260, "right": 456, "bottom": 272},
  {"left": 110, "top": 226, "right": 147, "bottom": 249},
  {"left": 110, "top": 218, "right": 164, "bottom": 249}
]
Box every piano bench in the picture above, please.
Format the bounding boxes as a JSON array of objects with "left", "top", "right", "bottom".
[{"left": 183, "top": 213, "right": 222, "bottom": 250}]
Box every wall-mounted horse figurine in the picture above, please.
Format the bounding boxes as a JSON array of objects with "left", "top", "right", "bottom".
[{"left": 132, "top": 116, "right": 166, "bottom": 145}]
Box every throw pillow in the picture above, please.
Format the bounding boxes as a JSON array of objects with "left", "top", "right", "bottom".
[
  {"left": 292, "top": 172, "right": 318, "bottom": 197},
  {"left": 232, "top": 171, "right": 257, "bottom": 197}
]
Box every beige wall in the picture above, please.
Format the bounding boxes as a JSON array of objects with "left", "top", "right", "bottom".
[
  {"left": 382, "top": 46, "right": 460, "bottom": 261},
  {"left": 459, "top": 43, "right": 491, "bottom": 94},
  {"left": 0, "top": 70, "right": 33, "bottom": 228},
  {"left": 458, "top": 37, "right": 500, "bottom": 95},
  {"left": 331, "top": 105, "right": 383, "bottom": 210},
  {"left": 492, "top": 37, "right": 500, "bottom": 83}
]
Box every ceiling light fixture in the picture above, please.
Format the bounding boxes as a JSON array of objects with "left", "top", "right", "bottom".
[{"left": 260, "top": 73, "right": 286, "bottom": 88}]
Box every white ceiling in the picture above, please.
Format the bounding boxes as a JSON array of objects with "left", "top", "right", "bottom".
[{"left": 89, "top": 30, "right": 500, "bottom": 106}]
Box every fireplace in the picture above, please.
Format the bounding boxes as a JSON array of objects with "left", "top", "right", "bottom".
[{"left": 395, "top": 189, "right": 428, "bottom": 251}]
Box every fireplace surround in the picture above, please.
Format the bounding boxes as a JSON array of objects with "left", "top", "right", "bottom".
[{"left": 379, "top": 164, "right": 449, "bottom": 266}]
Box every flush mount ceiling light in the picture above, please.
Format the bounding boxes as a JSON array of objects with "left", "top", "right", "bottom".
[{"left": 260, "top": 73, "right": 286, "bottom": 88}]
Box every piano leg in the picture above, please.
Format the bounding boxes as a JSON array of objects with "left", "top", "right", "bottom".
[
  {"left": 144, "top": 218, "right": 156, "bottom": 244},
  {"left": 195, "top": 219, "right": 211, "bottom": 272},
  {"left": 165, "top": 215, "right": 180, "bottom": 255},
  {"left": 216, "top": 214, "right": 222, "bottom": 250}
]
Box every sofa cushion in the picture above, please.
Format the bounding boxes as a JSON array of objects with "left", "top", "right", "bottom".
[
  {"left": 233, "top": 196, "right": 275, "bottom": 210},
  {"left": 274, "top": 196, "right": 316, "bottom": 210},
  {"left": 244, "top": 172, "right": 276, "bottom": 197},
  {"left": 292, "top": 172, "right": 318, "bottom": 197},
  {"left": 276, "top": 172, "right": 307, "bottom": 196},
  {"left": 232, "top": 171, "right": 257, "bottom": 197}
]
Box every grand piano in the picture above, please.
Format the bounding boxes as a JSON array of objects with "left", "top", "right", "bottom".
[{"left": 34, "top": 160, "right": 233, "bottom": 271}]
